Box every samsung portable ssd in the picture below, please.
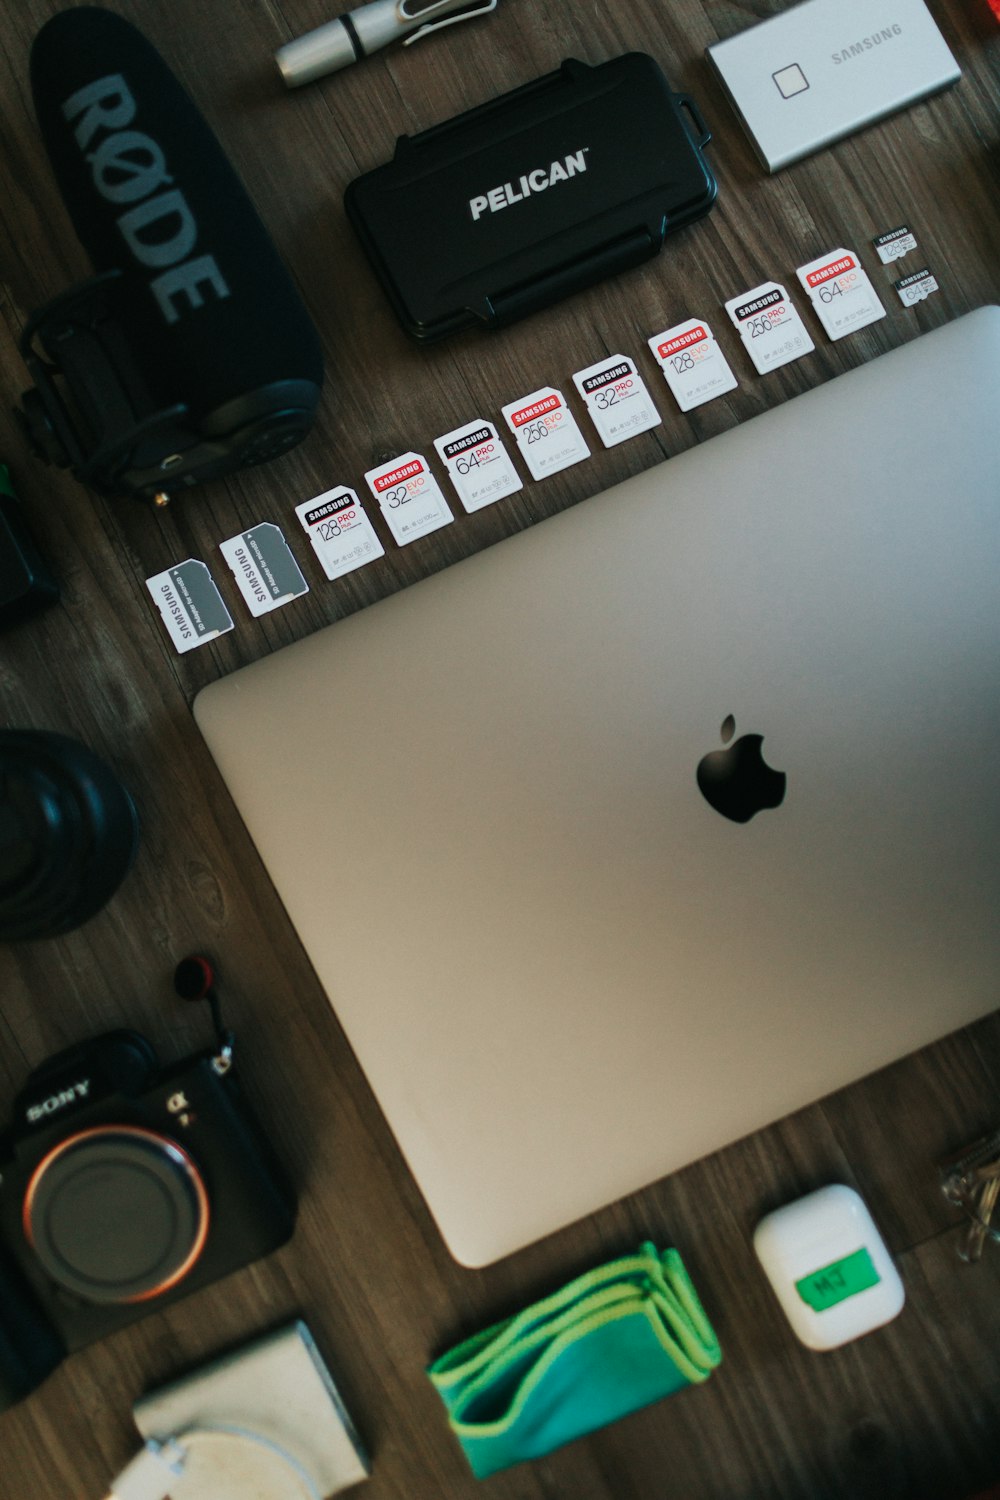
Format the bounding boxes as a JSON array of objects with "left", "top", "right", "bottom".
[
  {"left": 706, "top": 0, "right": 961, "bottom": 173},
  {"left": 344, "top": 54, "right": 717, "bottom": 342}
]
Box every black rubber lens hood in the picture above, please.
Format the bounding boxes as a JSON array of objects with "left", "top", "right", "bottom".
[{"left": 0, "top": 730, "right": 139, "bottom": 940}]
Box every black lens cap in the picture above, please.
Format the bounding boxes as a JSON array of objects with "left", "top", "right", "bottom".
[{"left": 25, "top": 1127, "right": 209, "bottom": 1303}]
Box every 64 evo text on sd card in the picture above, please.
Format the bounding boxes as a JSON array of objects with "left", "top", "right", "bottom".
[{"left": 796, "top": 248, "right": 885, "bottom": 340}]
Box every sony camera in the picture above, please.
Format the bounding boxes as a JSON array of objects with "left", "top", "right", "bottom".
[{"left": 0, "top": 1027, "right": 295, "bottom": 1413}]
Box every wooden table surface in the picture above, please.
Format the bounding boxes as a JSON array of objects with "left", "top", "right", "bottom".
[{"left": 2, "top": 2, "right": 999, "bottom": 1496}]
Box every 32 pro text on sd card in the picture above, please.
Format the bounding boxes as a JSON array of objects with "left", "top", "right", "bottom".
[{"left": 571, "top": 356, "right": 661, "bottom": 446}]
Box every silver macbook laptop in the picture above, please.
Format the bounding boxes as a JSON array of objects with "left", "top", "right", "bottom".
[{"left": 195, "top": 307, "right": 1000, "bottom": 1267}]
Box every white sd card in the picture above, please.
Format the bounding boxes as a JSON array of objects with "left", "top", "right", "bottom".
[
  {"left": 364, "top": 451, "right": 453, "bottom": 546},
  {"left": 873, "top": 224, "right": 918, "bottom": 264},
  {"left": 294, "top": 487, "right": 385, "bottom": 581},
  {"left": 433, "top": 419, "right": 523, "bottom": 512},
  {"left": 500, "top": 386, "right": 590, "bottom": 480},
  {"left": 725, "top": 280, "right": 815, "bottom": 374},
  {"left": 146, "top": 559, "right": 234, "bottom": 653},
  {"left": 647, "top": 318, "right": 738, "bottom": 412},
  {"left": 220, "top": 523, "right": 309, "bottom": 617},
  {"left": 796, "top": 247, "right": 886, "bottom": 341},
  {"left": 895, "top": 267, "right": 939, "bottom": 306},
  {"left": 571, "top": 355, "right": 661, "bottom": 447}
]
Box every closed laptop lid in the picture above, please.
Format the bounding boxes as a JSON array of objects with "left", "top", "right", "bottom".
[{"left": 195, "top": 307, "right": 1000, "bottom": 1267}]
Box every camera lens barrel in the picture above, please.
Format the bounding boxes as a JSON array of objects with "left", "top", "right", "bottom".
[
  {"left": 22, "top": 1125, "right": 210, "bottom": 1303},
  {"left": 0, "top": 730, "right": 139, "bottom": 940}
]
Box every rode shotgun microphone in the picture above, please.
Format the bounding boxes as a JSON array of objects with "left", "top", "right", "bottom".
[{"left": 20, "top": 7, "right": 324, "bottom": 505}]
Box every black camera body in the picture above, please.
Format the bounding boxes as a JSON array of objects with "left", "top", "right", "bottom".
[{"left": 0, "top": 1029, "right": 295, "bottom": 1411}]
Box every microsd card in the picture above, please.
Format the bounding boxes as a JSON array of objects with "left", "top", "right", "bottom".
[
  {"left": 295, "top": 487, "right": 385, "bottom": 581},
  {"left": 500, "top": 386, "right": 590, "bottom": 480},
  {"left": 433, "top": 419, "right": 523, "bottom": 511},
  {"left": 724, "top": 280, "right": 814, "bottom": 374},
  {"left": 364, "top": 451, "right": 453, "bottom": 545},
  {"left": 571, "top": 355, "right": 661, "bottom": 446},
  {"left": 895, "top": 267, "right": 939, "bottom": 306},
  {"left": 796, "top": 248, "right": 885, "bottom": 340},
  {"left": 146, "top": 559, "right": 234, "bottom": 653},
  {"left": 873, "top": 224, "right": 918, "bottom": 264},
  {"left": 220, "top": 523, "right": 309, "bottom": 617},
  {"left": 647, "top": 317, "right": 738, "bottom": 411}
]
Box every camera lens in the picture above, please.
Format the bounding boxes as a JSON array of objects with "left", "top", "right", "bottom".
[
  {"left": 0, "top": 730, "right": 139, "bottom": 940},
  {"left": 22, "top": 1125, "right": 209, "bottom": 1304}
]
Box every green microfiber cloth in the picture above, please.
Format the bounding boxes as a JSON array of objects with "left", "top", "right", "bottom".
[{"left": 428, "top": 1242, "right": 721, "bottom": 1478}]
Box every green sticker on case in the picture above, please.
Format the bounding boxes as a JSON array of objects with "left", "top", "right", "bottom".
[{"left": 795, "top": 1247, "right": 880, "bottom": 1312}]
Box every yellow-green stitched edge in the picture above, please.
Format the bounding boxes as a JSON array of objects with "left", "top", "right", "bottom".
[
  {"left": 429, "top": 1250, "right": 658, "bottom": 1388},
  {"left": 434, "top": 1246, "right": 721, "bottom": 1438}
]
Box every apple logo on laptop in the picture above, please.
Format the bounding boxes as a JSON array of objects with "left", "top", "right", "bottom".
[{"left": 697, "top": 715, "right": 786, "bottom": 824}]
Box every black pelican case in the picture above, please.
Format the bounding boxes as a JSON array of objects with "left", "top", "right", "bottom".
[{"left": 344, "top": 54, "right": 717, "bottom": 343}]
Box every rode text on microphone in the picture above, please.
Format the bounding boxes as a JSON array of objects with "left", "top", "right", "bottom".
[{"left": 18, "top": 8, "right": 324, "bottom": 505}]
